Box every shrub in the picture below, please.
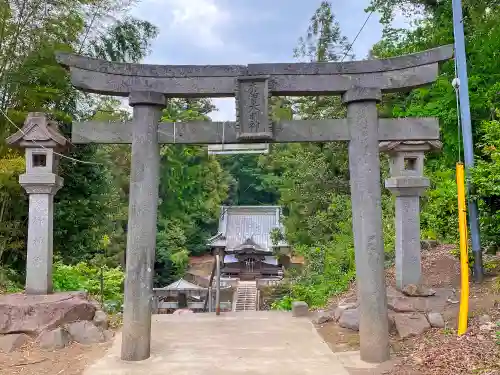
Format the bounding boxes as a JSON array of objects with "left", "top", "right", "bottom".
[
  {"left": 472, "top": 119, "right": 500, "bottom": 253},
  {"left": 52, "top": 261, "right": 124, "bottom": 312},
  {"left": 271, "top": 295, "right": 293, "bottom": 311},
  {"left": 0, "top": 267, "right": 23, "bottom": 293},
  {"left": 421, "top": 168, "right": 459, "bottom": 244}
]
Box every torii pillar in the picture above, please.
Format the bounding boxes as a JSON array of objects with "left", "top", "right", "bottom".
[
  {"left": 343, "top": 88, "right": 390, "bottom": 363},
  {"left": 380, "top": 141, "right": 442, "bottom": 289},
  {"left": 6, "top": 113, "right": 67, "bottom": 295},
  {"left": 121, "top": 91, "right": 166, "bottom": 361}
]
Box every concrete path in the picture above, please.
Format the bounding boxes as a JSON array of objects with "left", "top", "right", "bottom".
[{"left": 85, "top": 311, "right": 351, "bottom": 375}]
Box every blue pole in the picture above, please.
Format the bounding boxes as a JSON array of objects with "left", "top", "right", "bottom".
[{"left": 451, "top": 0, "right": 483, "bottom": 281}]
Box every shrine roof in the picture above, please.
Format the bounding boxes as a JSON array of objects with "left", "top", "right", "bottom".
[
  {"left": 155, "top": 278, "right": 206, "bottom": 291},
  {"left": 207, "top": 206, "right": 288, "bottom": 252}
]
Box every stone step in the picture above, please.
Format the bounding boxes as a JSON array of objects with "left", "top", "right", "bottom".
[{"left": 234, "top": 281, "right": 258, "bottom": 312}]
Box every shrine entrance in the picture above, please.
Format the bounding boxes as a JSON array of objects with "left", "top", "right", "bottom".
[
  {"left": 55, "top": 44, "right": 453, "bottom": 364},
  {"left": 241, "top": 256, "right": 260, "bottom": 280}
]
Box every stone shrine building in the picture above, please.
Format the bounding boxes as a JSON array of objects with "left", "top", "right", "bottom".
[{"left": 207, "top": 206, "right": 290, "bottom": 281}]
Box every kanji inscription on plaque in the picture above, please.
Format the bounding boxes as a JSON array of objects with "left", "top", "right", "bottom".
[{"left": 235, "top": 76, "right": 273, "bottom": 141}]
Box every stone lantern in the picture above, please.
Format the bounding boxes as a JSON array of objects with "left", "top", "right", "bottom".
[
  {"left": 380, "top": 140, "right": 442, "bottom": 289},
  {"left": 6, "top": 112, "right": 67, "bottom": 294}
]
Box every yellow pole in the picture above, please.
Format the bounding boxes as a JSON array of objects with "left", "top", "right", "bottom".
[{"left": 456, "top": 162, "right": 469, "bottom": 335}]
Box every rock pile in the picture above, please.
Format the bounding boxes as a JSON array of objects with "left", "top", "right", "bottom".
[
  {"left": 0, "top": 292, "right": 114, "bottom": 353},
  {"left": 311, "top": 284, "right": 455, "bottom": 339}
]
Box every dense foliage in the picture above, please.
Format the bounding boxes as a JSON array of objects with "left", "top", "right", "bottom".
[
  {"left": 53, "top": 262, "right": 124, "bottom": 312},
  {"left": 1, "top": 0, "right": 500, "bottom": 311},
  {"left": 366, "top": 0, "right": 500, "bottom": 252},
  {"left": 269, "top": 0, "right": 500, "bottom": 307},
  {"left": 0, "top": 0, "right": 229, "bottom": 291}
]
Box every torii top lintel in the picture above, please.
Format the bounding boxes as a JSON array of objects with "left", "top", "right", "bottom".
[{"left": 55, "top": 45, "right": 453, "bottom": 98}]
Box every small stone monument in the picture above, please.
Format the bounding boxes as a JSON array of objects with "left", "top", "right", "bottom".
[
  {"left": 380, "top": 140, "right": 442, "bottom": 289},
  {"left": 6, "top": 112, "right": 67, "bottom": 294}
]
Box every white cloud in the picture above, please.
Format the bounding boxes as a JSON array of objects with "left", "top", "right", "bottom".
[
  {"left": 132, "top": 0, "right": 231, "bottom": 50},
  {"left": 167, "top": 0, "right": 231, "bottom": 48}
]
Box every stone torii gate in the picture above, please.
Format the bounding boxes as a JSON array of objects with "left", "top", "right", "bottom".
[{"left": 56, "top": 44, "right": 453, "bottom": 364}]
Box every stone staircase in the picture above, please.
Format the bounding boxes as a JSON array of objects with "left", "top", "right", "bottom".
[{"left": 233, "top": 281, "right": 258, "bottom": 311}]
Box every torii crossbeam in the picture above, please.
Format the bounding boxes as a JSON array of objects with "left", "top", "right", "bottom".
[{"left": 57, "top": 44, "right": 453, "bottom": 364}]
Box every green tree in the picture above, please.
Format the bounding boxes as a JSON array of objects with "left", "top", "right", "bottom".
[
  {"left": 262, "top": 2, "right": 362, "bottom": 308},
  {"left": 153, "top": 100, "right": 231, "bottom": 286},
  {"left": 0, "top": 0, "right": 159, "bottom": 285},
  {"left": 218, "top": 154, "right": 279, "bottom": 206},
  {"left": 367, "top": 0, "right": 500, "bottom": 251}
]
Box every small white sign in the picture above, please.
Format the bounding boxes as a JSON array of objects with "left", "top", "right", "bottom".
[{"left": 207, "top": 143, "right": 269, "bottom": 155}]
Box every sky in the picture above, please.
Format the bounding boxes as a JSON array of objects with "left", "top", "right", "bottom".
[{"left": 130, "top": 0, "right": 409, "bottom": 121}]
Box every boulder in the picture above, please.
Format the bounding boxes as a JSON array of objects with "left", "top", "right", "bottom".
[
  {"left": 291, "top": 301, "right": 309, "bottom": 317},
  {"left": 338, "top": 308, "right": 359, "bottom": 331},
  {"left": 421, "top": 240, "right": 438, "bottom": 250},
  {"left": 0, "top": 292, "right": 96, "bottom": 335},
  {"left": 311, "top": 310, "right": 332, "bottom": 325},
  {"left": 393, "top": 313, "right": 431, "bottom": 339},
  {"left": 89, "top": 299, "right": 101, "bottom": 310},
  {"left": 0, "top": 333, "right": 29, "bottom": 353},
  {"left": 401, "top": 284, "right": 436, "bottom": 297},
  {"left": 93, "top": 310, "right": 108, "bottom": 330},
  {"left": 387, "top": 297, "right": 416, "bottom": 313},
  {"left": 337, "top": 307, "right": 396, "bottom": 333},
  {"left": 38, "top": 327, "right": 71, "bottom": 350},
  {"left": 66, "top": 321, "right": 105, "bottom": 345},
  {"left": 427, "top": 312, "right": 445, "bottom": 328},
  {"left": 334, "top": 302, "right": 357, "bottom": 321},
  {"left": 103, "top": 330, "right": 115, "bottom": 342}
]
